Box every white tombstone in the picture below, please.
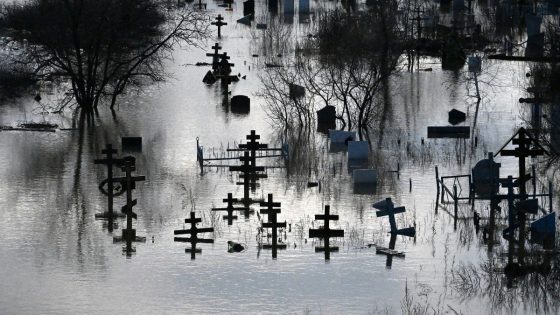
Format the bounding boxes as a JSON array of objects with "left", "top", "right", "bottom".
[
  {"left": 348, "top": 141, "right": 369, "bottom": 161},
  {"left": 328, "top": 130, "right": 356, "bottom": 143},
  {"left": 353, "top": 169, "right": 377, "bottom": 184}
]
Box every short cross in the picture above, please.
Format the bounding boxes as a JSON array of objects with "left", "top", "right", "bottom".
[
  {"left": 373, "top": 198, "right": 415, "bottom": 237},
  {"left": 211, "top": 14, "right": 227, "bottom": 38},
  {"left": 260, "top": 194, "right": 286, "bottom": 258},
  {"left": 309, "top": 205, "right": 344, "bottom": 260},
  {"left": 174, "top": 212, "right": 214, "bottom": 259},
  {"left": 212, "top": 193, "right": 249, "bottom": 225}
]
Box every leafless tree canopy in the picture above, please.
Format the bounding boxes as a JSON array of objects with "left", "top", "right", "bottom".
[{"left": 3, "top": 0, "right": 208, "bottom": 115}]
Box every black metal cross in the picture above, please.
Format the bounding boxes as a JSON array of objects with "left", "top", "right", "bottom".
[
  {"left": 212, "top": 193, "right": 249, "bottom": 225},
  {"left": 373, "top": 198, "right": 415, "bottom": 237},
  {"left": 260, "top": 194, "right": 286, "bottom": 258},
  {"left": 239, "top": 130, "right": 268, "bottom": 167},
  {"left": 174, "top": 212, "right": 214, "bottom": 259},
  {"left": 211, "top": 14, "right": 227, "bottom": 38},
  {"left": 94, "top": 144, "right": 124, "bottom": 221},
  {"left": 309, "top": 205, "right": 344, "bottom": 260},
  {"left": 217, "top": 53, "right": 234, "bottom": 75},
  {"left": 206, "top": 43, "right": 222, "bottom": 69},
  {"left": 111, "top": 156, "right": 146, "bottom": 255},
  {"left": 230, "top": 152, "right": 267, "bottom": 202}
]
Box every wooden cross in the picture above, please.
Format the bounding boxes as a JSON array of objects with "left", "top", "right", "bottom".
[
  {"left": 239, "top": 130, "right": 268, "bottom": 167},
  {"left": 211, "top": 193, "right": 249, "bottom": 225},
  {"left": 206, "top": 43, "right": 222, "bottom": 69},
  {"left": 373, "top": 198, "right": 416, "bottom": 237},
  {"left": 309, "top": 205, "right": 344, "bottom": 260},
  {"left": 260, "top": 194, "right": 287, "bottom": 258},
  {"left": 230, "top": 152, "right": 267, "bottom": 202},
  {"left": 94, "top": 144, "right": 124, "bottom": 220},
  {"left": 211, "top": 14, "right": 227, "bottom": 38},
  {"left": 375, "top": 234, "right": 404, "bottom": 269},
  {"left": 174, "top": 212, "right": 214, "bottom": 259}
]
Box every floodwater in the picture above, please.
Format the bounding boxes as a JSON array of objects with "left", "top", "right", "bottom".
[{"left": 0, "top": 1, "right": 557, "bottom": 314}]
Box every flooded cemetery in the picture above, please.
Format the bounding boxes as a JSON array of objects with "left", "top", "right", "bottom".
[{"left": 1, "top": 0, "right": 560, "bottom": 313}]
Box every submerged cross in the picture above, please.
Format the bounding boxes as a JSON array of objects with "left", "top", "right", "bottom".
[
  {"left": 212, "top": 193, "right": 249, "bottom": 225},
  {"left": 174, "top": 212, "right": 214, "bottom": 259},
  {"left": 260, "top": 194, "right": 286, "bottom": 258},
  {"left": 309, "top": 205, "right": 344, "bottom": 260}
]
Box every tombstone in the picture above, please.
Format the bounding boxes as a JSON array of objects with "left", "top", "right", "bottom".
[
  {"left": 212, "top": 193, "right": 249, "bottom": 225},
  {"left": 531, "top": 212, "right": 556, "bottom": 248},
  {"left": 268, "top": 0, "right": 278, "bottom": 15},
  {"left": 317, "top": 105, "right": 336, "bottom": 134},
  {"left": 202, "top": 70, "right": 217, "bottom": 85},
  {"left": 329, "top": 130, "right": 356, "bottom": 143},
  {"left": 441, "top": 36, "right": 466, "bottom": 71},
  {"left": 299, "top": 0, "right": 310, "bottom": 14},
  {"left": 373, "top": 198, "right": 416, "bottom": 237},
  {"left": 448, "top": 109, "right": 466, "bottom": 125},
  {"left": 289, "top": 83, "right": 305, "bottom": 99},
  {"left": 260, "top": 194, "right": 287, "bottom": 258},
  {"left": 243, "top": 0, "right": 255, "bottom": 16},
  {"left": 353, "top": 169, "right": 377, "bottom": 185},
  {"left": 122, "top": 137, "right": 142, "bottom": 152},
  {"left": 231, "top": 95, "right": 250, "bottom": 114},
  {"left": 472, "top": 152, "right": 501, "bottom": 198},
  {"left": 284, "top": 0, "right": 294, "bottom": 15},
  {"left": 427, "top": 126, "right": 470, "bottom": 138},
  {"left": 467, "top": 56, "right": 481, "bottom": 72},
  {"left": 174, "top": 212, "right": 214, "bottom": 259},
  {"left": 237, "top": 15, "right": 252, "bottom": 26},
  {"left": 347, "top": 141, "right": 368, "bottom": 161},
  {"left": 308, "top": 205, "right": 344, "bottom": 260}
]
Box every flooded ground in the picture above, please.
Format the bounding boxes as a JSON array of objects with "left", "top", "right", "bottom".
[{"left": 0, "top": 1, "right": 558, "bottom": 314}]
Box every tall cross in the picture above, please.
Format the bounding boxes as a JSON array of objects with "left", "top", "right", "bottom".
[
  {"left": 212, "top": 193, "right": 249, "bottom": 225},
  {"left": 239, "top": 130, "right": 268, "bottom": 167},
  {"left": 373, "top": 198, "right": 416, "bottom": 237},
  {"left": 174, "top": 212, "right": 214, "bottom": 259},
  {"left": 309, "top": 205, "right": 344, "bottom": 260},
  {"left": 206, "top": 43, "right": 222, "bottom": 69},
  {"left": 230, "top": 152, "right": 267, "bottom": 202},
  {"left": 112, "top": 156, "right": 145, "bottom": 255},
  {"left": 94, "top": 144, "right": 123, "bottom": 221},
  {"left": 260, "top": 194, "right": 286, "bottom": 258},
  {"left": 211, "top": 14, "right": 227, "bottom": 38}
]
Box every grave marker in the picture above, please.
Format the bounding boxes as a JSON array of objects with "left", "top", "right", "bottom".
[
  {"left": 212, "top": 193, "right": 249, "bottom": 225},
  {"left": 260, "top": 194, "right": 287, "bottom": 258},
  {"left": 174, "top": 212, "right": 214, "bottom": 259},
  {"left": 373, "top": 198, "right": 416, "bottom": 237},
  {"left": 309, "top": 205, "right": 344, "bottom": 260},
  {"left": 94, "top": 144, "right": 125, "bottom": 221},
  {"left": 211, "top": 14, "right": 227, "bottom": 38}
]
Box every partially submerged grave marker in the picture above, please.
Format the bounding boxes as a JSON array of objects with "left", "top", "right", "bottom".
[
  {"left": 174, "top": 212, "right": 214, "bottom": 259},
  {"left": 308, "top": 205, "right": 344, "bottom": 260},
  {"left": 260, "top": 194, "right": 287, "bottom": 258}
]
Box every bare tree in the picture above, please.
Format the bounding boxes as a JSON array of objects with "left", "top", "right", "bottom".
[{"left": 4, "top": 0, "right": 208, "bottom": 116}]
